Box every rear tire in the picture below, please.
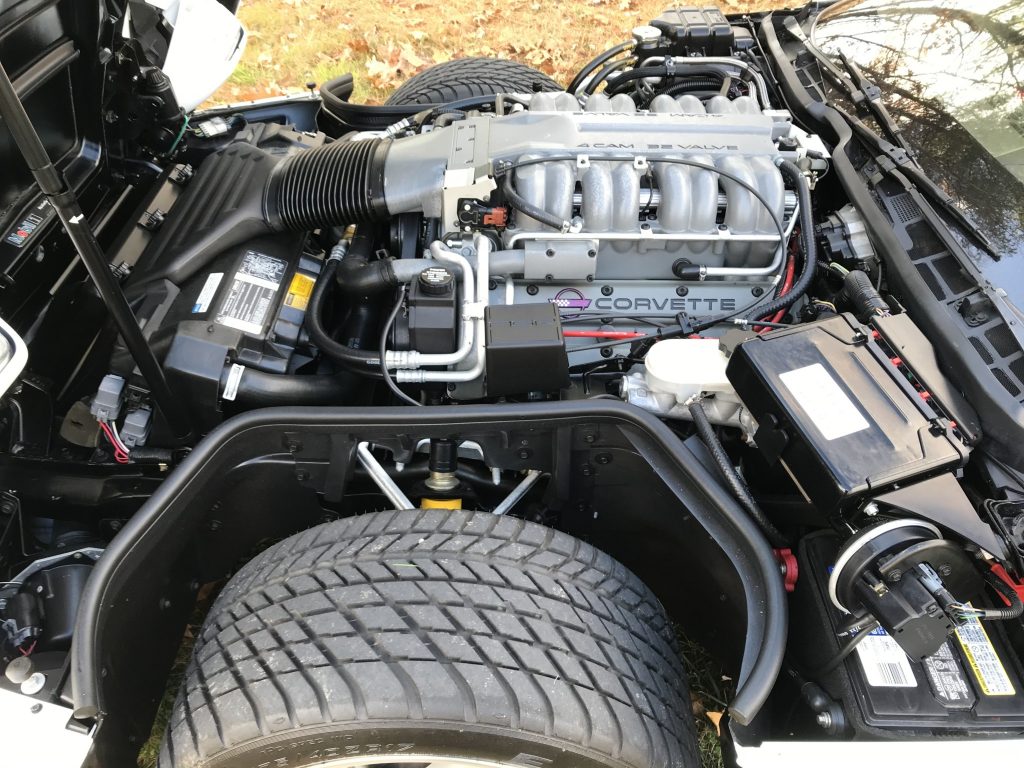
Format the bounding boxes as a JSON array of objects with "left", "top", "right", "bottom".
[
  {"left": 159, "top": 509, "right": 698, "bottom": 768},
  {"left": 386, "top": 57, "right": 562, "bottom": 105}
]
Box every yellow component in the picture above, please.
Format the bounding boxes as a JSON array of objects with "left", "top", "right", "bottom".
[
  {"left": 284, "top": 273, "right": 315, "bottom": 312},
  {"left": 421, "top": 498, "right": 462, "bottom": 510}
]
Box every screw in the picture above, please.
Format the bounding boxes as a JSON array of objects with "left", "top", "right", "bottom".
[
  {"left": 601, "top": 285, "right": 613, "bottom": 296},
  {"left": 600, "top": 348, "right": 613, "bottom": 358},
  {"left": 488, "top": 279, "right": 497, "bottom": 291},
  {"left": 580, "top": 464, "right": 594, "bottom": 477},
  {"left": 517, "top": 448, "right": 532, "bottom": 460},
  {"left": 545, "top": 248, "right": 555, "bottom": 257},
  {"left": 863, "top": 502, "right": 879, "bottom": 517},
  {"left": 676, "top": 286, "right": 689, "bottom": 297},
  {"left": 583, "top": 434, "right": 596, "bottom": 443},
  {"left": 887, "top": 569, "right": 903, "bottom": 583},
  {"left": 587, "top": 249, "right": 597, "bottom": 258},
  {"left": 526, "top": 284, "right": 539, "bottom": 295},
  {"left": 545, "top": 274, "right": 553, "bottom": 281},
  {"left": 938, "top": 564, "right": 953, "bottom": 577},
  {"left": 751, "top": 286, "right": 764, "bottom": 297},
  {"left": 30, "top": 703, "right": 42, "bottom": 714},
  {"left": 815, "top": 711, "right": 832, "bottom": 729},
  {"left": 594, "top": 453, "right": 612, "bottom": 465},
  {"left": 586, "top": 274, "right": 594, "bottom": 282}
]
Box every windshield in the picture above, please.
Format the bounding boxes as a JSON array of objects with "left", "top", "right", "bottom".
[{"left": 812, "top": 0, "right": 1024, "bottom": 301}]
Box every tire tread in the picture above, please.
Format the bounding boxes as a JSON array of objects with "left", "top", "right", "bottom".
[{"left": 160, "top": 510, "right": 698, "bottom": 768}]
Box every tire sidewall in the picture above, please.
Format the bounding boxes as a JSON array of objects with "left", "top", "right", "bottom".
[{"left": 204, "top": 720, "right": 630, "bottom": 768}]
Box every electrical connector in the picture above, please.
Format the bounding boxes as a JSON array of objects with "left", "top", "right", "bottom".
[
  {"left": 89, "top": 375, "right": 126, "bottom": 422},
  {"left": 120, "top": 408, "right": 152, "bottom": 448}
]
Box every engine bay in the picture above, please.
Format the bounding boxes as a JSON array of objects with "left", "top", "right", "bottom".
[{"left": 1, "top": 3, "right": 1023, "bottom": 764}]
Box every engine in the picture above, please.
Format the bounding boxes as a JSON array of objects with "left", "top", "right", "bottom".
[{"left": 98, "top": 42, "right": 828, "bottom": 429}]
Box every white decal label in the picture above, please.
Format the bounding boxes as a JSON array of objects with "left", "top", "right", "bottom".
[
  {"left": 222, "top": 363, "right": 245, "bottom": 402},
  {"left": 216, "top": 251, "right": 287, "bottom": 335},
  {"left": 779, "top": 363, "right": 870, "bottom": 440},
  {"left": 855, "top": 626, "right": 917, "bottom": 688},
  {"left": 192, "top": 272, "right": 223, "bottom": 313}
]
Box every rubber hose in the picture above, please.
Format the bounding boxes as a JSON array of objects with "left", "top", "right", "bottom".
[
  {"left": 604, "top": 65, "right": 679, "bottom": 94},
  {"left": 226, "top": 366, "right": 360, "bottom": 407},
  {"left": 583, "top": 58, "right": 634, "bottom": 96},
  {"left": 688, "top": 399, "right": 789, "bottom": 548},
  {"left": 266, "top": 138, "right": 391, "bottom": 231},
  {"left": 568, "top": 40, "right": 634, "bottom": 94},
  {"left": 305, "top": 259, "right": 382, "bottom": 374},
  {"left": 502, "top": 174, "right": 567, "bottom": 231},
  {"left": 747, "top": 158, "right": 816, "bottom": 320}
]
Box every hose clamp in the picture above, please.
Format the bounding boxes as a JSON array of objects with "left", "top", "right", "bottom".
[{"left": 664, "top": 56, "right": 676, "bottom": 78}]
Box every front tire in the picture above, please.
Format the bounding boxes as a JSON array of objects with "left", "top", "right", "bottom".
[{"left": 159, "top": 510, "right": 699, "bottom": 768}]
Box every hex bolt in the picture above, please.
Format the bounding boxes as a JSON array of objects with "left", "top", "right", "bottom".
[
  {"left": 887, "top": 569, "right": 903, "bottom": 583},
  {"left": 815, "top": 711, "right": 832, "bottom": 729},
  {"left": 938, "top": 564, "right": 953, "bottom": 577},
  {"left": 863, "top": 502, "right": 879, "bottom": 517}
]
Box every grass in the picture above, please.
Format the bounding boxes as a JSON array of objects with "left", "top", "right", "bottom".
[{"left": 210, "top": 0, "right": 791, "bottom": 106}]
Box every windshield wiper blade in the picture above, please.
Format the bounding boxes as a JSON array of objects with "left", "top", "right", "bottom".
[{"left": 782, "top": 17, "right": 998, "bottom": 257}]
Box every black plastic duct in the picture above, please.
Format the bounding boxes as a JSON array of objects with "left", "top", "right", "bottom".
[{"left": 265, "top": 137, "right": 391, "bottom": 231}]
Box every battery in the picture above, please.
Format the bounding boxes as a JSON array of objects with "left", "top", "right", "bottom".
[
  {"left": 795, "top": 533, "right": 1024, "bottom": 735},
  {"left": 726, "top": 314, "right": 966, "bottom": 510}
]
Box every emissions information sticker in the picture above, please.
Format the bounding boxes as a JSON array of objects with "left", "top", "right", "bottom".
[
  {"left": 217, "top": 251, "right": 287, "bottom": 335},
  {"left": 855, "top": 626, "right": 917, "bottom": 688},
  {"left": 284, "top": 272, "right": 315, "bottom": 312},
  {"left": 779, "top": 363, "right": 870, "bottom": 440},
  {"left": 955, "top": 614, "right": 1015, "bottom": 696}
]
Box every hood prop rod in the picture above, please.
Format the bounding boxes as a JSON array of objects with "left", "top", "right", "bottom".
[{"left": 0, "top": 61, "right": 194, "bottom": 443}]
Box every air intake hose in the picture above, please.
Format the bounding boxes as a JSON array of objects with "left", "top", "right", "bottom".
[{"left": 265, "top": 138, "right": 391, "bottom": 231}]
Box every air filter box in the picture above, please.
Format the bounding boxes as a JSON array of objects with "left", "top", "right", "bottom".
[{"left": 726, "top": 314, "right": 966, "bottom": 510}]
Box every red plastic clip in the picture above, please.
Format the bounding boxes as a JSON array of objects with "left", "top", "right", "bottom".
[{"left": 774, "top": 548, "right": 799, "bottom": 593}]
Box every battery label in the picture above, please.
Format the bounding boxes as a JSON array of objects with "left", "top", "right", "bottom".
[
  {"left": 923, "top": 641, "right": 975, "bottom": 708},
  {"left": 284, "top": 272, "right": 315, "bottom": 312},
  {"left": 855, "top": 626, "right": 917, "bottom": 688},
  {"left": 955, "top": 615, "right": 1015, "bottom": 696},
  {"left": 216, "top": 251, "right": 287, "bottom": 335}
]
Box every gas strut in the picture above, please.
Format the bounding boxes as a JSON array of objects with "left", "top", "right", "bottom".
[{"left": 0, "top": 61, "right": 194, "bottom": 442}]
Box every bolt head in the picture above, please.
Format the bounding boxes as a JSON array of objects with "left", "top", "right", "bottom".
[{"left": 815, "top": 711, "right": 832, "bottom": 728}]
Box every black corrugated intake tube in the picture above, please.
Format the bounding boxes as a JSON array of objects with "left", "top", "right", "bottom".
[
  {"left": 265, "top": 137, "right": 391, "bottom": 231},
  {"left": 688, "top": 398, "right": 789, "bottom": 548}
]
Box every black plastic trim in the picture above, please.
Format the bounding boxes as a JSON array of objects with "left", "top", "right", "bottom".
[{"left": 70, "top": 401, "right": 785, "bottom": 731}]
